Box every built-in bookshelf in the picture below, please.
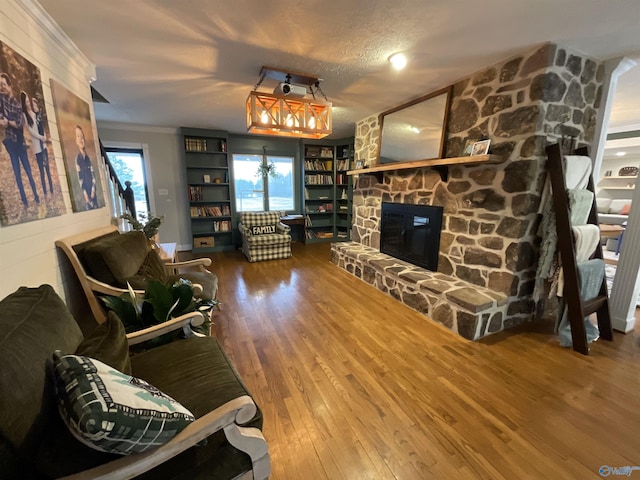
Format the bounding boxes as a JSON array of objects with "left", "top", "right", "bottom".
[
  {"left": 303, "top": 139, "right": 354, "bottom": 243},
  {"left": 335, "top": 142, "right": 354, "bottom": 240},
  {"left": 182, "top": 127, "right": 234, "bottom": 252}
]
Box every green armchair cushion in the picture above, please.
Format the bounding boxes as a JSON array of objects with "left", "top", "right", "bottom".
[
  {"left": 125, "top": 248, "right": 170, "bottom": 290},
  {"left": 53, "top": 353, "right": 195, "bottom": 455},
  {"left": 75, "top": 312, "right": 132, "bottom": 375},
  {"left": 82, "top": 231, "right": 150, "bottom": 287},
  {"left": 0, "top": 285, "right": 84, "bottom": 461}
]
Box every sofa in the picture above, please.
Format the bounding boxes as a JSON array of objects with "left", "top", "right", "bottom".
[
  {"left": 0, "top": 284, "right": 270, "bottom": 479},
  {"left": 596, "top": 198, "right": 632, "bottom": 226},
  {"left": 238, "top": 212, "right": 292, "bottom": 262},
  {"left": 56, "top": 226, "right": 219, "bottom": 324}
]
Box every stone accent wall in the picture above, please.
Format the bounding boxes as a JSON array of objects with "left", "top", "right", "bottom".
[{"left": 348, "top": 43, "right": 604, "bottom": 339}]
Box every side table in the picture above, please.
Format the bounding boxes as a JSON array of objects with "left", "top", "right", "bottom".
[
  {"left": 158, "top": 242, "right": 177, "bottom": 263},
  {"left": 280, "top": 215, "right": 306, "bottom": 245}
]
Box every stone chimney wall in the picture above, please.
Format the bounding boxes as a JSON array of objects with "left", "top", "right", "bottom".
[{"left": 350, "top": 43, "right": 604, "bottom": 332}]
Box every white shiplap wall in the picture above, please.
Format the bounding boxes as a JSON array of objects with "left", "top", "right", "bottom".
[{"left": 0, "top": 0, "right": 111, "bottom": 301}]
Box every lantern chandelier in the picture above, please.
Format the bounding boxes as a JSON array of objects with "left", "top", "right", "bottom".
[{"left": 246, "top": 66, "right": 332, "bottom": 139}]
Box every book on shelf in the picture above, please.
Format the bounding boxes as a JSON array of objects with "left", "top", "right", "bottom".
[
  {"left": 304, "top": 159, "right": 333, "bottom": 171},
  {"left": 304, "top": 174, "right": 333, "bottom": 185},
  {"left": 188, "top": 185, "right": 202, "bottom": 201},
  {"left": 320, "top": 147, "right": 333, "bottom": 158},
  {"left": 185, "top": 137, "right": 207, "bottom": 152},
  {"left": 213, "top": 220, "right": 232, "bottom": 232},
  {"left": 190, "top": 204, "right": 230, "bottom": 217},
  {"left": 336, "top": 159, "right": 350, "bottom": 170}
]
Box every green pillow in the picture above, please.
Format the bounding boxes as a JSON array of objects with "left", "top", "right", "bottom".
[
  {"left": 75, "top": 312, "right": 132, "bottom": 375},
  {"left": 53, "top": 353, "right": 194, "bottom": 455}
]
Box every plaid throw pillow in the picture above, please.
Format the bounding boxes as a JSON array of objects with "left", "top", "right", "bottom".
[{"left": 53, "top": 352, "right": 194, "bottom": 455}]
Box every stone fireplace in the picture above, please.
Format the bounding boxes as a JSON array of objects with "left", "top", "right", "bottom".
[{"left": 332, "top": 43, "right": 605, "bottom": 340}]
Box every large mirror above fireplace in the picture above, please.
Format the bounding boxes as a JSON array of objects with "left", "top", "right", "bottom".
[{"left": 377, "top": 86, "right": 452, "bottom": 164}]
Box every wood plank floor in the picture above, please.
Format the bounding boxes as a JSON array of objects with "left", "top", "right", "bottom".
[{"left": 187, "top": 242, "right": 640, "bottom": 480}]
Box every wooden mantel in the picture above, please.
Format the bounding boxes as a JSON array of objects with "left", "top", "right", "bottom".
[{"left": 347, "top": 154, "right": 504, "bottom": 181}]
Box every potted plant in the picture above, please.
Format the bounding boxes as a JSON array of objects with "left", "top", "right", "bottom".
[
  {"left": 101, "top": 279, "right": 218, "bottom": 342},
  {"left": 256, "top": 161, "right": 279, "bottom": 179},
  {"left": 120, "top": 212, "right": 165, "bottom": 247}
]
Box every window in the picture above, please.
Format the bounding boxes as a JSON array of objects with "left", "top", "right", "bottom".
[
  {"left": 233, "top": 154, "right": 294, "bottom": 212},
  {"left": 105, "top": 148, "right": 149, "bottom": 216}
]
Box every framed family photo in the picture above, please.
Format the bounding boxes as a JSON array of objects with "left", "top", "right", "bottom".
[
  {"left": 0, "top": 41, "right": 66, "bottom": 226},
  {"left": 471, "top": 139, "right": 491, "bottom": 156},
  {"left": 354, "top": 160, "right": 364, "bottom": 169},
  {"left": 50, "top": 79, "right": 105, "bottom": 212}
]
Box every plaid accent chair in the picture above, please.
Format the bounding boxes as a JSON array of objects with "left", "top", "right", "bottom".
[{"left": 238, "top": 211, "right": 292, "bottom": 262}]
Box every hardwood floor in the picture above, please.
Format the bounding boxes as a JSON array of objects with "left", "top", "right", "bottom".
[{"left": 188, "top": 242, "right": 640, "bottom": 479}]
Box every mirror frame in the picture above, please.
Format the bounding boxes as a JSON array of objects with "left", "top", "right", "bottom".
[{"left": 376, "top": 85, "right": 453, "bottom": 166}]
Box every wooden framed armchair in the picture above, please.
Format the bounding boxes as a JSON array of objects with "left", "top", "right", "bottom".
[
  {"left": 0, "top": 285, "right": 270, "bottom": 480},
  {"left": 56, "top": 226, "right": 219, "bottom": 325}
]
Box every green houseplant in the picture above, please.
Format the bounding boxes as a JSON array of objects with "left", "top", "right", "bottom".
[
  {"left": 101, "top": 279, "right": 218, "bottom": 339},
  {"left": 120, "top": 212, "right": 165, "bottom": 241}
]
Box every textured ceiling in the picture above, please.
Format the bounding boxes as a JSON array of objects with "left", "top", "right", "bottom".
[{"left": 38, "top": 0, "right": 640, "bottom": 139}]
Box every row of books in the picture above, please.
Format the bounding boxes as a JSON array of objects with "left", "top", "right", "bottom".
[
  {"left": 185, "top": 137, "right": 227, "bottom": 153},
  {"left": 188, "top": 185, "right": 203, "bottom": 201},
  {"left": 305, "top": 146, "right": 334, "bottom": 158},
  {"left": 335, "top": 174, "right": 350, "bottom": 185},
  {"left": 305, "top": 174, "right": 333, "bottom": 185},
  {"left": 304, "top": 159, "right": 333, "bottom": 171},
  {"left": 213, "top": 220, "right": 232, "bottom": 232},
  {"left": 190, "top": 205, "right": 230, "bottom": 217},
  {"left": 335, "top": 159, "right": 350, "bottom": 171}
]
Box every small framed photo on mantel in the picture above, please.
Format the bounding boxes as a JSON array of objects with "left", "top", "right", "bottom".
[
  {"left": 354, "top": 160, "right": 364, "bottom": 170},
  {"left": 470, "top": 139, "right": 491, "bottom": 156}
]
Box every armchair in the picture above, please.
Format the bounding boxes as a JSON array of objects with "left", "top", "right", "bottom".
[
  {"left": 238, "top": 211, "right": 292, "bottom": 262},
  {"left": 56, "top": 226, "right": 219, "bottom": 325},
  {"left": 0, "top": 284, "right": 270, "bottom": 479}
]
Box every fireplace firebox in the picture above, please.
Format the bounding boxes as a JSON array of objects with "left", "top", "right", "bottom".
[{"left": 380, "top": 202, "right": 443, "bottom": 271}]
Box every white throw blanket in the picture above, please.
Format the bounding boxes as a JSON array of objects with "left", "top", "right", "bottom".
[{"left": 564, "top": 155, "right": 592, "bottom": 189}]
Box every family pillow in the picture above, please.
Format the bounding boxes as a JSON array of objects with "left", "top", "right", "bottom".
[
  {"left": 251, "top": 225, "right": 276, "bottom": 235},
  {"left": 53, "top": 352, "right": 194, "bottom": 455}
]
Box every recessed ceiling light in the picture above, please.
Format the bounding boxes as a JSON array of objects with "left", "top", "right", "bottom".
[
  {"left": 616, "top": 151, "right": 626, "bottom": 156},
  {"left": 410, "top": 126, "right": 420, "bottom": 133},
  {"left": 388, "top": 52, "right": 407, "bottom": 71}
]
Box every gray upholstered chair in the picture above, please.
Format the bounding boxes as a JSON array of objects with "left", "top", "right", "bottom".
[{"left": 238, "top": 211, "right": 292, "bottom": 262}]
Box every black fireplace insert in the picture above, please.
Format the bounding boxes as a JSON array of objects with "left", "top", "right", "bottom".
[{"left": 380, "top": 202, "right": 443, "bottom": 271}]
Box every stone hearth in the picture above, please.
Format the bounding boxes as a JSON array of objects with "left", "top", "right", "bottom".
[{"left": 332, "top": 242, "right": 508, "bottom": 340}]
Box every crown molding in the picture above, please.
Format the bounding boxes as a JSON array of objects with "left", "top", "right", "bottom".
[
  {"left": 97, "top": 121, "right": 179, "bottom": 135},
  {"left": 14, "top": 0, "right": 96, "bottom": 82}
]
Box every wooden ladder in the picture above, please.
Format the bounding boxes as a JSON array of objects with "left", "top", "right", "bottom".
[{"left": 546, "top": 143, "right": 613, "bottom": 355}]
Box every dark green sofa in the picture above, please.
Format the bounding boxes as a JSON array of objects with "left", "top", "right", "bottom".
[{"left": 0, "top": 285, "right": 270, "bottom": 479}]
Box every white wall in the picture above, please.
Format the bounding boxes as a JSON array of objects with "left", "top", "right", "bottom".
[
  {"left": 97, "top": 123, "right": 190, "bottom": 249},
  {"left": 0, "top": 0, "right": 111, "bottom": 301}
]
